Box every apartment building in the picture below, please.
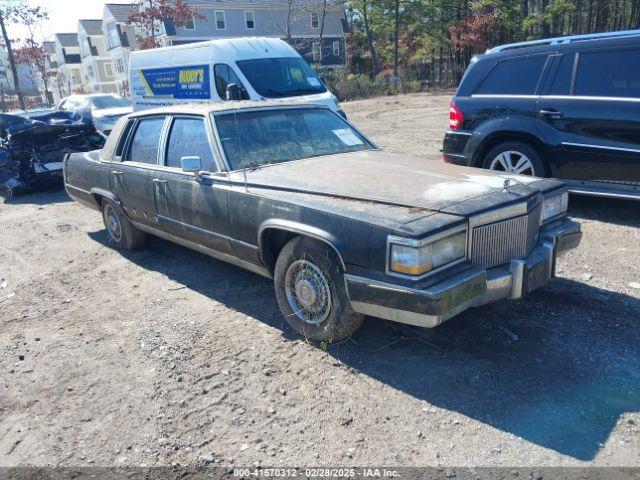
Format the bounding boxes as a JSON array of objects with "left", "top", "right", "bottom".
[
  {"left": 102, "top": 3, "right": 138, "bottom": 96},
  {"left": 54, "top": 33, "right": 84, "bottom": 95},
  {"left": 148, "top": 0, "right": 347, "bottom": 67},
  {"left": 78, "top": 19, "right": 118, "bottom": 93}
]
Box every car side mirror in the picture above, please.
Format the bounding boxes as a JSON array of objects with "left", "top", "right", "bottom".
[
  {"left": 181, "top": 156, "right": 202, "bottom": 175},
  {"left": 226, "top": 83, "right": 242, "bottom": 101}
]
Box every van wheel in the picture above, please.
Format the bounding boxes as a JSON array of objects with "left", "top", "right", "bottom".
[
  {"left": 102, "top": 199, "right": 146, "bottom": 250},
  {"left": 274, "top": 237, "right": 364, "bottom": 343},
  {"left": 482, "top": 141, "right": 546, "bottom": 177}
]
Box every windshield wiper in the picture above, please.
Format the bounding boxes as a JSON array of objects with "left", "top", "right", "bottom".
[{"left": 286, "top": 88, "right": 324, "bottom": 95}]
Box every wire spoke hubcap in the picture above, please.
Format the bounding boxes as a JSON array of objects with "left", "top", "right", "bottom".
[
  {"left": 284, "top": 259, "right": 332, "bottom": 325},
  {"left": 105, "top": 205, "right": 123, "bottom": 242},
  {"left": 490, "top": 150, "right": 535, "bottom": 175}
]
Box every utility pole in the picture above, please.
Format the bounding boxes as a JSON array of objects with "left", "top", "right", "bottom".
[
  {"left": 392, "top": 0, "right": 400, "bottom": 88},
  {"left": 0, "top": 9, "right": 25, "bottom": 110}
]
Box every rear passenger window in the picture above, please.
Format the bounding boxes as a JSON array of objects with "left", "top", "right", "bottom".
[
  {"left": 115, "top": 120, "right": 135, "bottom": 158},
  {"left": 476, "top": 56, "right": 547, "bottom": 95},
  {"left": 548, "top": 54, "right": 574, "bottom": 95},
  {"left": 575, "top": 49, "right": 640, "bottom": 98},
  {"left": 126, "top": 116, "right": 166, "bottom": 164},
  {"left": 166, "top": 117, "right": 215, "bottom": 171}
]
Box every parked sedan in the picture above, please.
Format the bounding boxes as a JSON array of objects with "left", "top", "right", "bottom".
[
  {"left": 57, "top": 94, "right": 132, "bottom": 137},
  {"left": 64, "top": 102, "right": 582, "bottom": 341}
]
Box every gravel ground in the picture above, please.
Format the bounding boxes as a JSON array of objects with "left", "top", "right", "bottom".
[{"left": 1, "top": 92, "right": 639, "bottom": 468}]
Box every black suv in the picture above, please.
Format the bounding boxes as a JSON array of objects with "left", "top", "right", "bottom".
[{"left": 443, "top": 30, "right": 640, "bottom": 200}]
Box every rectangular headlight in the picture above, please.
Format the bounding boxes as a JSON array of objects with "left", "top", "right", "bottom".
[
  {"left": 542, "top": 191, "right": 568, "bottom": 222},
  {"left": 389, "top": 231, "right": 466, "bottom": 277}
]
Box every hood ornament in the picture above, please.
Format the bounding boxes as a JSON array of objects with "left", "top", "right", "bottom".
[{"left": 503, "top": 178, "right": 513, "bottom": 192}]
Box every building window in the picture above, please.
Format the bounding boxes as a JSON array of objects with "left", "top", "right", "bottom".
[
  {"left": 185, "top": 15, "right": 196, "bottom": 30},
  {"left": 115, "top": 57, "right": 125, "bottom": 74},
  {"left": 215, "top": 11, "right": 226, "bottom": 30},
  {"left": 80, "top": 35, "right": 90, "bottom": 58},
  {"left": 310, "top": 12, "right": 319, "bottom": 29},
  {"left": 312, "top": 42, "right": 321, "bottom": 62},
  {"left": 87, "top": 65, "right": 95, "bottom": 79},
  {"left": 333, "top": 41, "right": 340, "bottom": 56},
  {"left": 105, "top": 62, "right": 115, "bottom": 79},
  {"left": 107, "top": 23, "right": 120, "bottom": 49},
  {"left": 244, "top": 11, "right": 255, "bottom": 29}
]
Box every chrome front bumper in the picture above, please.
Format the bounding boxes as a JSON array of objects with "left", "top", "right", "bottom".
[{"left": 345, "top": 220, "right": 582, "bottom": 328}]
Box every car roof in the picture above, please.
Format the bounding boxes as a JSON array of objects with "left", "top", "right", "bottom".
[{"left": 128, "top": 100, "right": 330, "bottom": 118}]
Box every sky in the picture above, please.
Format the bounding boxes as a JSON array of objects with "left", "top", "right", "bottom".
[{"left": 7, "top": 0, "right": 132, "bottom": 42}]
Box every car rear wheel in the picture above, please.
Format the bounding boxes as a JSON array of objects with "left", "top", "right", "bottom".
[
  {"left": 101, "top": 198, "right": 146, "bottom": 250},
  {"left": 482, "top": 141, "right": 546, "bottom": 177},
  {"left": 274, "top": 236, "right": 364, "bottom": 342}
]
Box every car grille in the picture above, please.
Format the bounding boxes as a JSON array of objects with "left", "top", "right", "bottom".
[{"left": 470, "top": 204, "right": 541, "bottom": 269}]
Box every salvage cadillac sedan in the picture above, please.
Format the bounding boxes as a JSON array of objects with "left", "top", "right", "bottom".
[{"left": 64, "top": 102, "right": 582, "bottom": 341}]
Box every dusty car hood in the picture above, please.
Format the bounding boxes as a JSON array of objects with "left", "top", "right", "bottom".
[{"left": 233, "top": 150, "right": 548, "bottom": 214}]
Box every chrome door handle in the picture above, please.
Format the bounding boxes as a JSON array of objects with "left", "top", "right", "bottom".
[
  {"left": 111, "top": 170, "right": 124, "bottom": 175},
  {"left": 153, "top": 178, "right": 168, "bottom": 184},
  {"left": 539, "top": 109, "right": 563, "bottom": 119}
]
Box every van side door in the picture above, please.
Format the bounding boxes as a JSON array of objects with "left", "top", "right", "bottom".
[
  {"left": 536, "top": 46, "right": 640, "bottom": 183},
  {"left": 153, "top": 115, "right": 232, "bottom": 254}
]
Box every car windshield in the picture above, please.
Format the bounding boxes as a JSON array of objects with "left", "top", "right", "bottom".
[
  {"left": 236, "top": 58, "right": 327, "bottom": 98},
  {"left": 214, "top": 108, "right": 374, "bottom": 170},
  {"left": 88, "top": 95, "right": 131, "bottom": 110}
]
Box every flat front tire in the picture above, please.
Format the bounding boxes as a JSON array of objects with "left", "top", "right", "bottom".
[
  {"left": 101, "top": 198, "right": 146, "bottom": 250},
  {"left": 274, "top": 237, "right": 364, "bottom": 342}
]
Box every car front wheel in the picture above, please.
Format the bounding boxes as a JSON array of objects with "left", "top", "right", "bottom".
[
  {"left": 274, "top": 236, "right": 364, "bottom": 342},
  {"left": 482, "top": 141, "right": 546, "bottom": 177}
]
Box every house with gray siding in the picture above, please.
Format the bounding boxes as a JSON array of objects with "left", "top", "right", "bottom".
[
  {"left": 54, "top": 33, "right": 84, "bottom": 96},
  {"left": 102, "top": 3, "right": 138, "bottom": 96},
  {"left": 78, "top": 19, "right": 118, "bottom": 93},
  {"left": 149, "top": 0, "right": 347, "bottom": 67}
]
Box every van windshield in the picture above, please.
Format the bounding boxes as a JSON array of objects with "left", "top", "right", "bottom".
[{"left": 236, "top": 58, "right": 327, "bottom": 98}]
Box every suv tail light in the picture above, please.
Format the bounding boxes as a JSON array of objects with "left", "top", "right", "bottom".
[{"left": 449, "top": 102, "right": 464, "bottom": 130}]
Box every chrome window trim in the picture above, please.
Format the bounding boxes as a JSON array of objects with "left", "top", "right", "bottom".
[
  {"left": 471, "top": 94, "right": 539, "bottom": 99},
  {"left": 561, "top": 142, "right": 640, "bottom": 154},
  {"left": 470, "top": 94, "right": 640, "bottom": 102},
  {"left": 386, "top": 225, "right": 468, "bottom": 281}
]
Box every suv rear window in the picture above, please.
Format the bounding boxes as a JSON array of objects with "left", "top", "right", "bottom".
[
  {"left": 476, "top": 56, "right": 547, "bottom": 95},
  {"left": 574, "top": 48, "right": 640, "bottom": 98}
]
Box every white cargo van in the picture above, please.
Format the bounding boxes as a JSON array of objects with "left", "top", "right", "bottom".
[{"left": 129, "top": 37, "right": 343, "bottom": 115}]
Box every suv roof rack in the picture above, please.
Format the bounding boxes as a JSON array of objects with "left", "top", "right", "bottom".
[{"left": 488, "top": 29, "right": 640, "bottom": 53}]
